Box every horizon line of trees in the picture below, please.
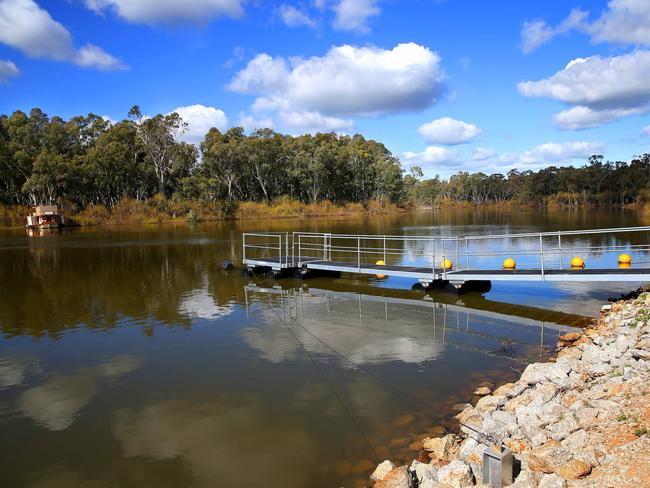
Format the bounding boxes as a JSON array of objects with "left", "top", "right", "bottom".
[{"left": 1, "top": 107, "right": 649, "bottom": 211}]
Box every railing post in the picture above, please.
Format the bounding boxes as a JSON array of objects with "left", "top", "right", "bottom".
[
  {"left": 323, "top": 234, "right": 327, "bottom": 261},
  {"left": 285, "top": 233, "right": 289, "bottom": 267},
  {"left": 243, "top": 234, "right": 246, "bottom": 262},
  {"left": 298, "top": 235, "right": 302, "bottom": 266},
  {"left": 442, "top": 239, "right": 447, "bottom": 279},
  {"left": 357, "top": 236, "right": 361, "bottom": 271},
  {"left": 558, "top": 232, "right": 563, "bottom": 270},
  {"left": 465, "top": 238, "right": 469, "bottom": 270},
  {"left": 432, "top": 237, "right": 436, "bottom": 278},
  {"left": 539, "top": 234, "right": 544, "bottom": 280},
  {"left": 279, "top": 234, "right": 282, "bottom": 266},
  {"left": 383, "top": 235, "right": 386, "bottom": 263}
]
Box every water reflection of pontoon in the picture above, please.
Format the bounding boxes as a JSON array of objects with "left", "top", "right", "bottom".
[{"left": 244, "top": 284, "right": 580, "bottom": 366}]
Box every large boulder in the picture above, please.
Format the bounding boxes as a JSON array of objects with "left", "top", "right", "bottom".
[
  {"left": 520, "top": 362, "right": 571, "bottom": 388},
  {"left": 375, "top": 466, "right": 413, "bottom": 488},
  {"left": 371, "top": 460, "right": 395, "bottom": 481},
  {"left": 437, "top": 460, "right": 474, "bottom": 487},
  {"left": 556, "top": 459, "right": 592, "bottom": 479},
  {"left": 527, "top": 440, "right": 571, "bottom": 473},
  {"left": 422, "top": 434, "right": 460, "bottom": 462},
  {"left": 409, "top": 460, "right": 438, "bottom": 485}
]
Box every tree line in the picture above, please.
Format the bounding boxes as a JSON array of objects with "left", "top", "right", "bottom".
[
  {"left": 404, "top": 154, "right": 650, "bottom": 207},
  {"left": 0, "top": 107, "right": 403, "bottom": 210},
  {"left": 1, "top": 107, "right": 649, "bottom": 213}
]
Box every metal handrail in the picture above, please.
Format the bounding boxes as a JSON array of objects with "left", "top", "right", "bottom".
[{"left": 244, "top": 226, "right": 650, "bottom": 275}]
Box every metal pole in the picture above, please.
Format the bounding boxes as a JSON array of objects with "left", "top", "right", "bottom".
[
  {"left": 539, "top": 234, "right": 544, "bottom": 279},
  {"left": 383, "top": 235, "right": 386, "bottom": 263},
  {"left": 558, "top": 233, "right": 563, "bottom": 270},
  {"left": 357, "top": 236, "right": 361, "bottom": 271},
  {"left": 323, "top": 234, "right": 327, "bottom": 260},
  {"left": 442, "top": 239, "right": 447, "bottom": 279},
  {"left": 298, "top": 235, "right": 302, "bottom": 265},
  {"left": 243, "top": 234, "right": 246, "bottom": 262},
  {"left": 285, "top": 233, "right": 289, "bottom": 267}
]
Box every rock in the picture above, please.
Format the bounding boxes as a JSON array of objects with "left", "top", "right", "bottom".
[
  {"left": 475, "top": 394, "right": 507, "bottom": 412},
  {"left": 538, "top": 473, "right": 566, "bottom": 488},
  {"left": 601, "top": 304, "right": 612, "bottom": 312},
  {"left": 375, "top": 465, "right": 413, "bottom": 488},
  {"left": 423, "top": 434, "right": 459, "bottom": 462},
  {"left": 371, "top": 460, "right": 395, "bottom": 481},
  {"left": 561, "top": 429, "right": 589, "bottom": 450},
  {"left": 559, "top": 332, "right": 581, "bottom": 342},
  {"left": 520, "top": 362, "right": 571, "bottom": 388},
  {"left": 437, "top": 460, "right": 474, "bottom": 487},
  {"left": 474, "top": 386, "right": 491, "bottom": 396},
  {"left": 493, "top": 382, "right": 515, "bottom": 396},
  {"left": 556, "top": 459, "right": 592, "bottom": 479},
  {"left": 511, "top": 470, "right": 536, "bottom": 487},
  {"left": 531, "top": 431, "right": 549, "bottom": 448},
  {"left": 527, "top": 440, "right": 571, "bottom": 473},
  {"left": 409, "top": 460, "right": 438, "bottom": 485}
]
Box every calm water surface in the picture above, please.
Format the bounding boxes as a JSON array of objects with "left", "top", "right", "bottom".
[{"left": 0, "top": 209, "right": 646, "bottom": 487}]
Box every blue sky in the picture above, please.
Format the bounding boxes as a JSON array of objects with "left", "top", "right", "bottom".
[{"left": 1, "top": 0, "right": 650, "bottom": 177}]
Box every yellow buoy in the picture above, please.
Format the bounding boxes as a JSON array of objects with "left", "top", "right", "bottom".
[
  {"left": 571, "top": 256, "right": 585, "bottom": 268},
  {"left": 618, "top": 253, "right": 632, "bottom": 265},
  {"left": 503, "top": 258, "right": 516, "bottom": 269},
  {"left": 375, "top": 259, "right": 386, "bottom": 278},
  {"left": 619, "top": 262, "right": 631, "bottom": 269},
  {"left": 440, "top": 258, "right": 453, "bottom": 270}
]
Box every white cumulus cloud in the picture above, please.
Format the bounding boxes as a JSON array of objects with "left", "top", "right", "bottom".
[
  {"left": 520, "top": 9, "right": 588, "bottom": 53},
  {"left": 417, "top": 117, "right": 482, "bottom": 145},
  {"left": 0, "top": 59, "right": 19, "bottom": 82},
  {"left": 278, "top": 4, "right": 315, "bottom": 28},
  {"left": 85, "top": 0, "right": 244, "bottom": 25},
  {"left": 402, "top": 141, "right": 603, "bottom": 177},
  {"left": 471, "top": 147, "right": 497, "bottom": 161},
  {"left": 332, "top": 0, "right": 380, "bottom": 33},
  {"left": 401, "top": 146, "right": 461, "bottom": 170},
  {"left": 521, "top": 1, "right": 650, "bottom": 52},
  {"left": 172, "top": 104, "right": 228, "bottom": 144},
  {"left": 229, "top": 42, "right": 444, "bottom": 131},
  {"left": 518, "top": 51, "right": 650, "bottom": 129},
  {"left": 0, "top": 0, "right": 125, "bottom": 70}
]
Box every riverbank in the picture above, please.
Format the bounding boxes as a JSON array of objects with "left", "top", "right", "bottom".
[
  {"left": 0, "top": 197, "right": 406, "bottom": 228},
  {"left": 369, "top": 287, "right": 650, "bottom": 487}
]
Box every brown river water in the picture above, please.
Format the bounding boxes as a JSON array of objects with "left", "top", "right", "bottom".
[{"left": 0, "top": 208, "right": 647, "bottom": 487}]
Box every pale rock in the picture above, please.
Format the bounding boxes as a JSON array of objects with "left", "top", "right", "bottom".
[
  {"left": 561, "top": 429, "right": 589, "bottom": 450},
  {"left": 455, "top": 405, "right": 478, "bottom": 424},
  {"left": 375, "top": 465, "right": 413, "bottom": 488},
  {"left": 508, "top": 382, "right": 529, "bottom": 398},
  {"left": 474, "top": 386, "right": 491, "bottom": 396},
  {"left": 409, "top": 460, "right": 438, "bottom": 485},
  {"left": 437, "top": 460, "right": 474, "bottom": 488},
  {"left": 576, "top": 408, "right": 599, "bottom": 430},
  {"left": 371, "top": 460, "right": 396, "bottom": 481},
  {"left": 475, "top": 394, "right": 506, "bottom": 412},
  {"left": 546, "top": 414, "right": 580, "bottom": 440},
  {"left": 458, "top": 437, "right": 478, "bottom": 462},
  {"left": 601, "top": 304, "right": 612, "bottom": 312},
  {"left": 531, "top": 431, "right": 549, "bottom": 448},
  {"left": 538, "top": 473, "right": 566, "bottom": 488},
  {"left": 482, "top": 413, "right": 509, "bottom": 440},
  {"left": 520, "top": 362, "right": 571, "bottom": 388},
  {"left": 527, "top": 440, "right": 571, "bottom": 473},
  {"left": 511, "top": 469, "right": 536, "bottom": 488}
]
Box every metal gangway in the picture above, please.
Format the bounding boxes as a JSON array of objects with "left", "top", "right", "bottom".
[{"left": 242, "top": 226, "right": 650, "bottom": 287}]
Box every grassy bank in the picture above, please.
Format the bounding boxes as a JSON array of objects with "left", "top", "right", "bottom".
[{"left": 0, "top": 197, "right": 406, "bottom": 228}]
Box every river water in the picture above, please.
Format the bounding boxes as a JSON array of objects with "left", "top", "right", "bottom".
[{"left": 0, "top": 209, "right": 646, "bottom": 487}]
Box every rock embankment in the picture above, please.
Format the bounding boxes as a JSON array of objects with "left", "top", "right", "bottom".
[{"left": 369, "top": 291, "right": 650, "bottom": 487}]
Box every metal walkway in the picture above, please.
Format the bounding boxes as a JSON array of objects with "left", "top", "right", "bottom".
[{"left": 242, "top": 226, "right": 650, "bottom": 285}]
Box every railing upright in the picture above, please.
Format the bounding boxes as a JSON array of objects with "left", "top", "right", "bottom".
[
  {"left": 383, "top": 235, "right": 386, "bottom": 263},
  {"left": 357, "top": 237, "right": 361, "bottom": 271},
  {"left": 539, "top": 234, "right": 544, "bottom": 280},
  {"left": 558, "top": 232, "right": 563, "bottom": 270},
  {"left": 243, "top": 234, "right": 246, "bottom": 262},
  {"left": 442, "top": 239, "right": 447, "bottom": 279}
]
